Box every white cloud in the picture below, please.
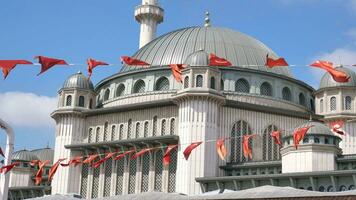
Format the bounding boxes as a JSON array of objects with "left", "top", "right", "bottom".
[
  {"left": 0, "top": 92, "right": 57, "bottom": 128},
  {"left": 316, "top": 48, "right": 356, "bottom": 66}
]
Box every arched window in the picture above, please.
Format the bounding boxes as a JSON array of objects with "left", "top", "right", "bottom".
[
  {"left": 303, "top": 137, "right": 309, "bottom": 143},
  {"left": 89, "top": 99, "right": 93, "bottom": 109},
  {"left": 66, "top": 95, "right": 72, "bottom": 106},
  {"left": 349, "top": 185, "right": 355, "bottom": 190},
  {"left": 230, "top": 120, "right": 252, "bottom": 163},
  {"left": 127, "top": 119, "right": 132, "bottom": 139},
  {"left": 88, "top": 128, "right": 93, "bottom": 143},
  {"left": 319, "top": 186, "right": 325, "bottom": 192},
  {"left": 155, "top": 77, "right": 170, "bottom": 91},
  {"left": 170, "top": 118, "right": 175, "bottom": 135},
  {"left": 119, "top": 124, "right": 124, "bottom": 140},
  {"left": 282, "top": 87, "right": 292, "bottom": 101},
  {"left": 310, "top": 99, "right": 315, "bottom": 111},
  {"left": 196, "top": 75, "right": 203, "bottom": 87},
  {"left": 133, "top": 79, "right": 145, "bottom": 93},
  {"left": 314, "top": 137, "right": 320, "bottom": 143},
  {"left": 340, "top": 185, "right": 347, "bottom": 191},
  {"left": 103, "top": 122, "right": 109, "bottom": 141},
  {"left": 111, "top": 125, "right": 116, "bottom": 140},
  {"left": 221, "top": 79, "right": 224, "bottom": 90},
  {"left": 260, "top": 82, "right": 272, "bottom": 96},
  {"left": 154, "top": 150, "right": 163, "bottom": 191},
  {"left": 344, "top": 96, "right": 352, "bottom": 110},
  {"left": 104, "top": 89, "right": 110, "bottom": 101},
  {"left": 78, "top": 96, "right": 85, "bottom": 107},
  {"left": 161, "top": 119, "right": 166, "bottom": 136},
  {"left": 235, "top": 79, "right": 250, "bottom": 93},
  {"left": 116, "top": 84, "right": 125, "bottom": 97},
  {"left": 307, "top": 187, "right": 313, "bottom": 191},
  {"left": 152, "top": 116, "right": 157, "bottom": 136},
  {"left": 144, "top": 121, "right": 149, "bottom": 137},
  {"left": 299, "top": 93, "right": 306, "bottom": 106},
  {"left": 210, "top": 77, "right": 216, "bottom": 89},
  {"left": 184, "top": 76, "right": 189, "bottom": 88},
  {"left": 320, "top": 99, "right": 324, "bottom": 113},
  {"left": 330, "top": 96, "right": 336, "bottom": 111},
  {"left": 262, "top": 125, "right": 279, "bottom": 161},
  {"left": 95, "top": 127, "right": 100, "bottom": 142},
  {"left": 135, "top": 122, "right": 140, "bottom": 138}
]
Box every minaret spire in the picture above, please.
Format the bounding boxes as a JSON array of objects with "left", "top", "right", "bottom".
[{"left": 135, "top": 0, "right": 164, "bottom": 48}]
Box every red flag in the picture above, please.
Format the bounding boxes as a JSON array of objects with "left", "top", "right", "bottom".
[
  {"left": 87, "top": 58, "right": 109, "bottom": 78},
  {"left": 183, "top": 142, "right": 202, "bottom": 160},
  {"left": 293, "top": 125, "right": 313, "bottom": 149},
  {"left": 0, "top": 60, "right": 33, "bottom": 79},
  {"left": 131, "top": 148, "right": 152, "bottom": 160},
  {"left": 113, "top": 149, "right": 135, "bottom": 161},
  {"left": 216, "top": 138, "right": 227, "bottom": 161},
  {"left": 92, "top": 152, "right": 117, "bottom": 168},
  {"left": 0, "top": 162, "right": 20, "bottom": 174},
  {"left": 121, "top": 56, "right": 149, "bottom": 66},
  {"left": 0, "top": 147, "right": 4, "bottom": 158},
  {"left": 265, "top": 54, "right": 288, "bottom": 68},
  {"left": 60, "top": 156, "right": 82, "bottom": 167},
  {"left": 163, "top": 144, "right": 178, "bottom": 166},
  {"left": 33, "top": 160, "right": 50, "bottom": 185},
  {"left": 271, "top": 130, "right": 282, "bottom": 145},
  {"left": 310, "top": 60, "right": 350, "bottom": 83},
  {"left": 169, "top": 64, "right": 186, "bottom": 83},
  {"left": 209, "top": 54, "right": 232, "bottom": 66},
  {"left": 329, "top": 120, "right": 346, "bottom": 135},
  {"left": 82, "top": 154, "right": 99, "bottom": 164},
  {"left": 243, "top": 135, "right": 255, "bottom": 159},
  {"left": 35, "top": 56, "right": 68, "bottom": 75},
  {"left": 48, "top": 158, "right": 66, "bottom": 182}
]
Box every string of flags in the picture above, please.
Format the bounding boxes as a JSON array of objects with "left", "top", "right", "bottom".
[
  {"left": 0, "top": 120, "right": 346, "bottom": 185},
  {"left": 1, "top": 54, "right": 355, "bottom": 82}
]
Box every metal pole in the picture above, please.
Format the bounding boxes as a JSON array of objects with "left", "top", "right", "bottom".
[{"left": 0, "top": 118, "right": 14, "bottom": 200}]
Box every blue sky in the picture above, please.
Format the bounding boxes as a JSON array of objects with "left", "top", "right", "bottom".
[{"left": 0, "top": 0, "right": 356, "bottom": 151}]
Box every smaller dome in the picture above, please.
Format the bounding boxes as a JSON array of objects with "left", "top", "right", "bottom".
[
  {"left": 291, "top": 121, "right": 334, "bottom": 136},
  {"left": 319, "top": 67, "right": 356, "bottom": 89},
  {"left": 31, "top": 148, "right": 54, "bottom": 165},
  {"left": 12, "top": 150, "right": 39, "bottom": 162},
  {"left": 184, "top": 50, "right": 209, "bottom": 66},
  {"left": 62, "top": 71, "right": 94, "bottom": 90}
]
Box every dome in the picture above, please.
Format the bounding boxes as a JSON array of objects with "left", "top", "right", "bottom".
[
  {"left": 291, "top": 121, "right": 334, "bottom": 136},
  {"left": 184, "top": 50, "right": 209, "bottom": 66},
  {"left": 31, "top": 148, "right": 54, "bottom": 164},
  {"left": 62, "top": 71, "right": 94, "bottom": 90},
  {"left": 120, "top": 26, "right": 292, "bottom": 77},
  {"left": 12, "top": 150, "right": 39, "bottom": 162},
  {"left": 319, "top": 67, "right": 356, "bottom": 89}
]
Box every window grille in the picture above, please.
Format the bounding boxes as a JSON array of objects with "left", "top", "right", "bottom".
[
  {"left": 168, "top": 148, "right": 178, "bottom": 192},
  {"left": 144, "top": 121, "right": 149, "bottom": 137},
  {"left": 111, "top": 125, "right": 116, "bottom": 141},
  {"left": 103, "top": 158, "right": 112, "bottom": 197},
  {"left": 104, "top": 89, "right": 110, "bottom": 101},
  {"left": 95, "top": 127, "right": 100, "bottom": 142},
  {"left": 282, "top": 87, "right": 291, "bottom": 101},
  {"left": 66, "top": 95, "right": 72, "bottom": 106},
  {"left": 320, "top": 99, "right": 324, "bottom": 113},
  {"left": 262, "top": 125, "right": 279, "bottom": 161},
  {"left": 330, "top": 97, "right": 336, "bottom": 111},
  {"left": 133, "top": 80, "right": 145, "bottom": 93},
  {"left": 80, "top": 164, "right": 89, "bottom": 198},
  {"left": 155, "top": 77, "right": 170, "bottom": 91},
  {"left": 170, "top": 118, "right": 175, "bottom": 135},
  {"left": 161, "top": 119, "right": 166, "bottom": 136},
  {"left": 184, "top": 76, "right": 189, "bottom": 88},
  {"left": 345, "top": 96, "right": 352, "bottom": 110},
  {"left": 235, "top": 79, "right": 250, "bottom": 93},
  {"left": 230, "top": 120, "right": 252, "bottom": 163},
  {"left": 91, "top": 158, "right": 100, "bottom": 198},
  {"left": 196, "top": 75, "right": 203, "bottom": 87},
  {"left": 153, "top": 116, "right": 157, "bottom": 136},
  {"left": 115, "top": 157, "right": 125, "bottom": 195},
  {"left": 103, "top": 122, "right": 109, "bottom": 141},
  {"left": 119, "top": 124, "right": 124, "bottom": 140},
  {"left": 127, "top": 119, "right": 132, "bottom": 139},
  {"left": 210, "top": 77, "right": 216, "bottom": 89},
  {"left": 88, "top": 128, "right": 93, "bottom": 143},
  {"left": 154, "top": 150, "right": 163, "bottom": 191},
  {"left": 135, "top": 122, "right": 141, "bottom": 138},
  {"left": 128, "top": 159, "right": 137, "bottom": 194},
  {"left": 340, "top": 185, "right": 347, "bottom": 191},
  {"left": 141, "top": 153, "right": 150, "bottom": 192},
  {"left": 78, "top": 96, "right": 85, "bottom": 107},
  {"left": 116, "top": 84, "right": 125, "bottom": 97},
  {"left": 260, "top": 82, "right": 272, "bottom": 96}
]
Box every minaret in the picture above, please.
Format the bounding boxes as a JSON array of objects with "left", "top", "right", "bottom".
[{"left": 135, "top": 0, "right": 164, "bottom": 48}]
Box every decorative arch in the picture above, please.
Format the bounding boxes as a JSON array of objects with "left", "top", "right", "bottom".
[
  {"left": 230, "top": 120, "right": 252, "bottom": 163},
  {"left": 330, "top": 96, "right": 337, "bottom": 111},
  {"left": 170, "top": 118, "right": 175, "bottom": 135},
  {"left": 210, "top": 77, "right": 216, "bottom": 89},
  {"left": 152, "top": 116, "right": 158, "bottom": 136},
  {"left": 262, "top": 125, "right": 280, "bottom": 161},
  {"left": 78, "top": 96, "right": 85, "bottom": 107},
  {"left": 95, "top": 127, "right": 101, "bottom": 142},
  {"left": 103, "top": 122, "right": 109, "bottom": 141},
  {"left": 133, "top": 79, "right": 146, "bottom": 93},
  {"left": 116, "top": 84, "right": 125, "bottom": 97},
  {"left": 127, "top": 119, "right": 133, "bottom": 139},
  {"left": 155, "top": 77, "right": 170, "bottom": 91},
  {"left": 235, "top": 78, "right": 250, "bottom": 93},
  {"left": 104, "top": 89, "right": 110, "bottom": 101},
  {"left": 196, "top": 75, "right": 203, "bottom": 87},
  {"left": 184, "top": 76, "right": 189, "bottom": 88},
  {"left": 135, "top": 122, "right": 141, "bottom": 138},
  {"left": 282, "top": 87, "right": 292, "bottom": 101},
  {"left": 161, "top": 119, "right": 166, "bottom": 135},
  {"left": 320, "top": 99, "right": 324, "bottom": 113},
  {"left": 344, "top": 96, "right": 352, "bottom": 110},
  {"left": 260, "top": 82, "right": 272, "bottom": 96},
  {"left": 299, "top": 93, "right": 306, "bottom": 106},
  {"left": 66, "top": 95, "right": 72, "bottom": 106}
]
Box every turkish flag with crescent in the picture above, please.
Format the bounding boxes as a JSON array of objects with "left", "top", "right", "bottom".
[{"left": 209, "top": 54, "right": 232, "bottom": 66}]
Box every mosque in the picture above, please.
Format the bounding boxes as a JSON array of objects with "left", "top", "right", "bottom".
[{"left": 8, "top": 0, "right": 356, "bottom": 199}]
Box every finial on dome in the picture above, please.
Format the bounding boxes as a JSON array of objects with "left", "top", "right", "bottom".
[
  {"left": 204, "top": 11, "right": 211, "bottom": 27},
  {"left": 309, "top": 114, "right": 313, "bottom": 121},
  {"left": 77, "top": 71, "right": 82, "bottom": 74}
]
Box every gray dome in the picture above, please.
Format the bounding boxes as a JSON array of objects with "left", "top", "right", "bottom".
[
  {"left": 291, "top": 121, "right": 334, "bottom": 136},
  {"left": 120, "top": 26, "right": 292, "bottom": 77},
  {"left": 12, "top": 150, "right": 39, "bottom": 162},
  {"left": 31, "top": 148, "right": 54, "bottom": 164},
  {"left": 62, "top": 71, "right": 94, "bottom": 90},
  {"left": 184, "top": 50, "right": 209, "bottom": 66},
  {"left": 319, "top": 67, "right": 356, "bottom": 89}
]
